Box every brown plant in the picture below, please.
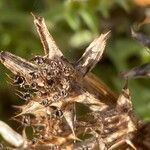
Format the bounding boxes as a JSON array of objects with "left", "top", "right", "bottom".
[{"left": 0, "top": 14, "right": 150, "bottom": 150}]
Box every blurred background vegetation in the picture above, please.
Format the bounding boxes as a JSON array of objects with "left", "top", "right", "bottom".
[{"left": 0, "top": 0, "right": 150, "bottom": 127}]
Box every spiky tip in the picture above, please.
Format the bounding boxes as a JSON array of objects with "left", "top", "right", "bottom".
[{"left": 75, "top": 31, "right": 110, "bottom": 76}]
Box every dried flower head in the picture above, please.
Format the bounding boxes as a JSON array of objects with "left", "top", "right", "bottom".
[{"left": 0, "top": 14, "right": 144, "bottom": 149}]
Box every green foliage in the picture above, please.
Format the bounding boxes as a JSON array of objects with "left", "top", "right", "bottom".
[{"left": 0, "top": 0, "right": 150, "bottom": 120}]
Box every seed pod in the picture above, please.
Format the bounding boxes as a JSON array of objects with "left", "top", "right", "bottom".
[
  {"left": 40, "top": 99, "right": 50, "bottom": 106},
  {"left": 31, "top": 56, "right": 45, "bottom": 65},
  {"left": 14, "top": 74, "right": 25, "bottom": 87}
]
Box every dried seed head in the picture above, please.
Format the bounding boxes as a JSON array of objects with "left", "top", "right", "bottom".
[{"left": 1, "top": 14, "right": 139, "bottom": 150}]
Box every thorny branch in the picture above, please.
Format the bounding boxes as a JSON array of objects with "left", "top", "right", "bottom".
[{"left": 0, "top": 14, "right": 150, "bottom": 150}]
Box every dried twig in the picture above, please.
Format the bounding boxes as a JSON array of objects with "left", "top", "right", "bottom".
[
  {"left": 120, "top": 63, "right": 150, "bottom": 79},
  {"left": 131, "top": 28, "right": 150, "bottom": 49}
]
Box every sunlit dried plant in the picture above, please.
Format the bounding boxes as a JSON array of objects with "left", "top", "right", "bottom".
[{"left": 0, "top": 14, "right": 150, "bottom": 150}]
